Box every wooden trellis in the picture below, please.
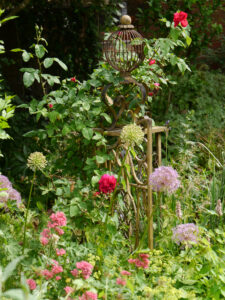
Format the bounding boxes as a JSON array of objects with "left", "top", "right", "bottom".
[{"left": 94, "top": 121, "right": 168, "bottom": 249}]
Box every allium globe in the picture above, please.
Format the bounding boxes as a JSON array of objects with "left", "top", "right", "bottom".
[
  {"left": 120, "top": 123, "right": 144, "bottom": 147},
  {"left": 172, "top": 223, "right": 199, "bottom": 247},
  {"left": 149, "top": 166, "right": 180, "bottom": 193},
  {"left": 98, "top": 174, "right": 116, "bottom": 194},
  {"left": 27, "top": 152, "right": 47, "bottom": 172}
]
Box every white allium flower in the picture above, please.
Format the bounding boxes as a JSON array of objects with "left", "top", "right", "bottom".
[
  {"left": 120, "top": 123, "right": 144, "bottom": 146},
  {"left": 27, "top": 152, "right": 47, "bottom": 171}
]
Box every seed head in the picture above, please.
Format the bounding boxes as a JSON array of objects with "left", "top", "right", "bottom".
[
  {"left": 27, "top": 152, "right": 47, "bottom": 172},
  {"left": 120, "top": 123, "right": 144, "bottom": 147}
]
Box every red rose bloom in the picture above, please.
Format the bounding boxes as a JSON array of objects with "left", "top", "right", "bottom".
[
  {"left": 48, "top": 103, "right": 53, "bottom": 109},
  {"left": 148, "top": 92, "right": 154, "bottom": 97},
  {"left": 98, "top": 174, "right": 116, "bottom": 194},
  {"left": 70, "top": 77, "right": 76, "bottom": 82},
  {"left": 149, "top": 59, "right": 155, "bottom": 66},
  {"left": 173, "top": 11, "right": 188, "bottom": 28}
]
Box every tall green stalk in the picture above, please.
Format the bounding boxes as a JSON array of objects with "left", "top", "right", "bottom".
[{"left": 22, "top": 171, "right": 36, "bottom": 254}]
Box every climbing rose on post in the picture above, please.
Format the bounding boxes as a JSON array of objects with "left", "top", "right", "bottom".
[
  {"left": 173, "top": 11, "right": 188, "bottom": 28},
  {"left": 98, "top": 174, "right": 116, "bottom": 194}
]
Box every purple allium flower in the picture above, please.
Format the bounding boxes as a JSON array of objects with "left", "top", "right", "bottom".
[
  {"left": 149, "top": 166, "right": 180, "bottom": 193},
  {"left": 0, "top": 175, "right": 12, "bottom": 189},
  {"left": 172, "top": 223, "right": 199, "bottom": 247},
  {"left": 0, "top": 175, "right": 21, "bottom": 207}
]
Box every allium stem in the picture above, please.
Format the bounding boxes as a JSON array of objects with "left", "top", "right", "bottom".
[{"left": 22, "top": 171, "right": 36, "bottom": 254}]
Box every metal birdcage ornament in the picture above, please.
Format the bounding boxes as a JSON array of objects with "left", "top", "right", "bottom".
[
  {"left": 103, "top": 15, "right": 145, "bottom": 76},
  {"left": 98, "top": 16, "right": 169, "bottom": 250}
]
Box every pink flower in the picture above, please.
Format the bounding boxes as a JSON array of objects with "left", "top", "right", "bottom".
[
  {"left": 71, "top": 268, "right": 79, "bottom": 277},
  {"left": 149, "top": 166, "right": 180, "bottom": 193},
  {"left": 50, "top": 211, "right": 67, "bottom": 227},
  {"left": 79, "top": 291, "right": 98, "bottom": 300},
  {"left": 93, "top": 191, "right": 100, "bottom": 197},
  {"left": 55, "top": 276, "right": 61, "bottom": 281},
  {"left": 98, "top": 174, "right": 117, "bottom": 194},
  {"left": 54, "top": 227, "right": 64, "bottom": 235},
  {"left": 154, "top": 82, "right": 160, "bottom": 87},
  {"left": 64, "top": 286, "right": 74, "bottom": 294},
  {"left": 116, "top": 278, "right": 126, "bottom": 286},
  {"left": 48, "top": 103, "right": 53, "bottom": 109},
  {"left": 120, "top": 270, "right": 131, "bottom": 276},
  {"left": 41, "top": 228, "right": 51, "bottom": 238},
  {"left": 76, "top": 261, "right": 93, "bottom": 280},
  {"left": 27, "top": 279, "right": 36, "bottom": 290},
  {"left": 56, "top": 248, "right": 66, "bottom": 256},
  {"left": 139, "top": 253, "right": 149, "bottom": 260},
  {"left": 40, "top": 237, "right": 49, "bottom": 246},
  {"left": 149, "top": 59, "right": 156, "bottom": 65},
  {"left": 173, "top": 11, "right": 188, "bottom": 28},
  {"left": 52, "top": 264, "right": 63, "bottom": 274},
  {"left": 128, "top": 254, "right": 150, "bottom": 269},
  {"left": 70, "top": 77, "right": 76, "bottom": 83},
  {"left": 42, "top": 269, "right": 53, "bottom": 280}
]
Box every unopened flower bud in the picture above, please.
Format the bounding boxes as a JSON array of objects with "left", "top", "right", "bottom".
[
  {"left": 215, "top": 199, "right": 223, "bottom": 217},
  {"left": 176, "top": 201, "right": 182, "bottom": 219}
]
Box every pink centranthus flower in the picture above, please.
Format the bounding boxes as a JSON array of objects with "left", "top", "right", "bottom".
[
  {"left": 172, "top": 223, "right": 199, "bottom": 247},
  {"left": 42, "top": 269, "right": 53, "bottom": 280},
  {"left": 120, "top": 270, "right": 131, "bottom": 276},
  {"left": 149, "top": 166, "right": 180, "bottom": 193},
  {"left": 98, "top": 174, "right": 117, "bottom": 194},
  {"left": 41, "top": 228, "right": 51, "bottom": 238},
  {"left": 128, "top": 253, "right": 149, "bottom": 269},
  {"left": 54, "top": 226, "right": 64, "bottom": 235},
  {"left": 173, "top": 11, "right": 188, "bottom": 28},
  {"left": 56, "top": 248, "right": 66, "bottom": 256},
  {"left": 40, "top": 237, "right": 49, "bottom": 246},
  {"left": 116, "top": 278, "right": 126, "bottom": 286},
  {"left": 64, "top": 286, "right": 74, "bottom": 294},
  {"left": 71, "top": 268, "right": 79, "bottom": 277},
  {"left": 55, "top": 276, "right": 61, "bottom": 281},
  {"left": 76, "top": 261, "right": 93, "bottom": 280},
  {"left": 70, "top": 77, "right": 76, "bottom": 83},
  {"left": 79, "top": 291, "right": 98, "bottom": 300},
  {"left": 52, "top": 264, "right": 63, "bottom": 275},
  {"left": 154, "top": 82, "right": 160, "bottom": 87},
  {"left": 149, "top": 59, "right": 156, "bottom": 65},
  {"left": 49, "top": 211, "right": 67, "bottom": 227},
  {"left": 27, "top": 279, "right": 36, "bottom": 290}
]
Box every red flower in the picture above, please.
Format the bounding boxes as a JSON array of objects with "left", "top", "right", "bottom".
[
  {"left": 148, "top": 92, "right": 154, "bottom": 97},
  {"left": 98, "top": 174, "right": 117, "bottom": 194},
  {"left": 149, "top": 59, "right": 156, "bottom": 66},
  {"left": 173, "top": 11, "right": 188, "bottom": 28},
  {"left": 48, "top": 103, "right": 53, "bottom": 109},
  {"left": 70, "top": 77, "right": 76, "bottom": 83}
]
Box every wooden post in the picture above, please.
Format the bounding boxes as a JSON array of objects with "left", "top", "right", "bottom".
[
  {"left": 147, "top": 118, "right": 153, "bottom": 250},
  {"left": 156, "top": 133, "right": 162, "bottom": 166}
]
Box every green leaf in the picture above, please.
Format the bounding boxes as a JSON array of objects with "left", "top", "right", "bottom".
[
  {"left": 22, "top": 50, "right": 31, "bottom": 62},
  {"left": 3, "top": 289, "right": 24, "bottom": 300},
  {"left": 101, "top": 112, "right": 112, "bottom": 123},
  {"left": 23, "top": 72, "right": 35, "bottom": 88},
  {"left": 186, "top": 35, "right": 192, "bottom": 46},
  {"left": 82, "top": 128, "right": 93, "bottom": 140},
  {"left": 54, "top": 58, "right": 68, "bottom": 71},
  {"left": 2, "top": 257, "right": 23, "bottom": 282},
  {"left": 35, "top": 44, "right": 46, "bottom": 58},
  {"left": 43, "top": 57, "right": 54, "bottom": 68},
  {"left": 70, "top": 205, "right": 80, "bottom": 217}
]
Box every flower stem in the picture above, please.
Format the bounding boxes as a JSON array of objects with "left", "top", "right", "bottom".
[{"left": 22, "top": 171, "right": 36, "bottom": 254}]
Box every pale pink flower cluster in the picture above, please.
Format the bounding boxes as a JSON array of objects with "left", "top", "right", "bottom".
[
  {"left": 116, "top": 277, "right": 126, "bottom": 286},
  {"left": 120, "top": 270, "right": 131, "bottom": 276},
  {"left": 0, "top": 175, "right": 21, "bottom": 207},
  {"left": 56, "top": 248, "right": 66, "bottom": 256},
  {"left": 27, "top": 279, "right": 36, "bottom": 290},
  {"left": 41, "top": 260, "right": 63, "bottom": 280},
  {"left": 75, "top": 261, "right": 93, "bottom": 279},
  {"left": 149, "top": 166, "right": 180, "bottom": 193},
  {"left": 64, "top": 286, "right": 74, "bottom": 295},
  {"left": 40, "top": 211, "right": 67, "bottom": 246},
  {"left": 79, "top": 291, "right": 98, "bottom": 300},
  {"left": 128, "top": 253, "right": 150, "bottom": 269}
]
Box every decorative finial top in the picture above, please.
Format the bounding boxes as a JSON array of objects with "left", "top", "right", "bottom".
[{"left": 120, "top": 15, "right": 132, "bottom": 25}]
